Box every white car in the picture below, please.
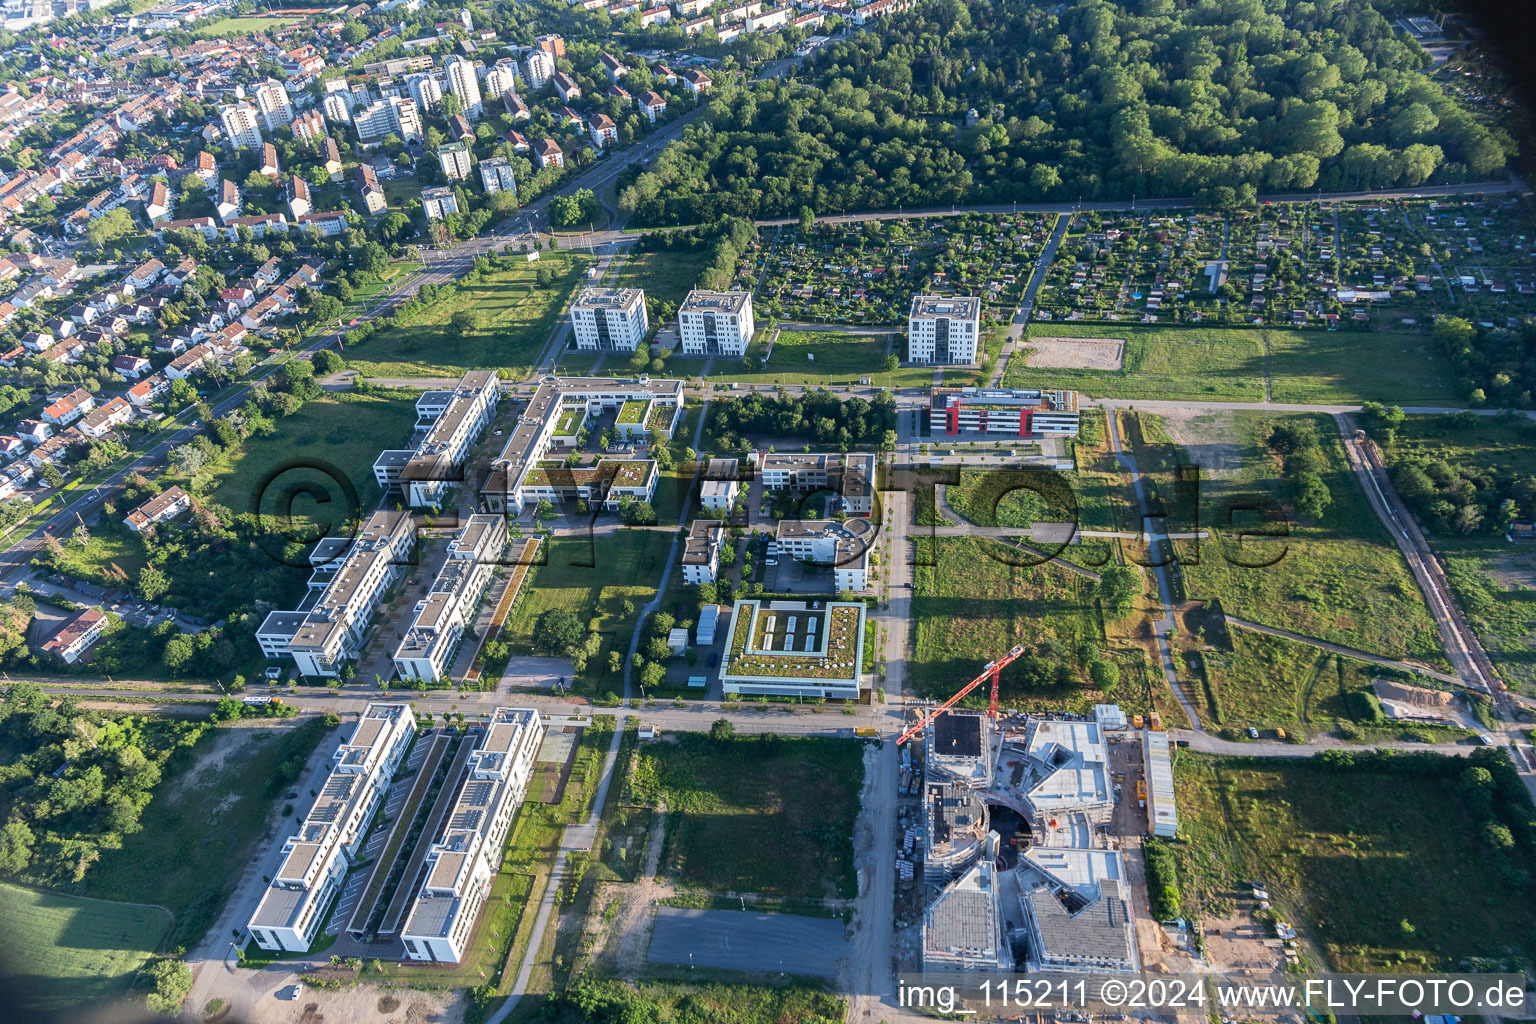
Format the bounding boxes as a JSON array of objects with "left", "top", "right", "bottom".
[{"left": 277, "top": 983, "right": 303, "bottom": 1000}]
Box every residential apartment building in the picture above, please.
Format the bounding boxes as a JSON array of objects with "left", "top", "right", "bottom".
[
  {"left": 678, "top": 289, "right": 754, "bottom": 356},
  {"left": 248, "top": 704, "right": 415, "bottom": 952},
  {"left": 394, "top": 515, "right": 506, "bottom": 681},
  {"left": 356, "top": 164, "right": 387, "bottom": 214},
  {"left": 478, "top": 156, "right": 516, "bottom": 195},
  {"left": 421, "top": 186, "right": 458, "bottom": 221},
  {"left": 42, "top": 608, "right": 107, "bottom": 664},
  {"left": 444, "top": 56, "right": 483, "bottom": 118},
  {"left": 375, "top": 370, "right": 499, "bottom": 508},
  {"left": 681, "top": 520, "right": 724, "bottom": 584},
  {"left": 438, "top": 140, "right": 473, "bottom": 182},
  {"left": 400, "top": 708, "right": 544, "bottom": 962},
  {"left": 255, "top": 511, "right": 415, "bottom": 677},
  {"left": 907, "top": 295, "right": 981, "bottom": 364},
  {"left": 700, "top": 457, "right": 740, "bottom": 511},
  {"left": 218, "top": 101, "right": 264, "bottom": 150},
  {"left": 523, "top": 49, "right": 554, "bottom": 89},
  {"left": 124, "top": 485, "right": 191, "bottom": 532},
  {"left": 253, "top": 78, "right": 294, "bottom": 132},
  {"left": 570, "top": 287, "right": 648, "bottom": 352},
  {"left": 929, "top": 386, "right": 1081, "bottom": 438}
]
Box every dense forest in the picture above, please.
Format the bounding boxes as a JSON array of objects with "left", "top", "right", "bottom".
[{"left": 620, "top": 0, "right": 1515, "bottom": 223}]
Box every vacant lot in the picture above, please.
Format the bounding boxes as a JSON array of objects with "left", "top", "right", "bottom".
[
  {"left": 1005, "top": 324, "right": 1455, "bottom": 404},
  {"left": 634, "top": 733, "right": 862, "bottom": 901},
  {"left": 191, "top": 14, "right": 304, "bottom": 38},
  {"left": 346, "top": 254, "right": 594, "bottom": 379},
  {"left": 1382, "top": 413, "right": 1536, "bottom": 695},
  {"left": 1134, "top": 411, "right": 1445, "bottom": 664},
  {"left": 608, "top": 248, "right": 714, "bottom": 308},
  {"left": 1172, "top": 753, "right": 1536, "bottom": 972},
  {"left": 85, "top": 718, "right": 331, "bottom": 949},
  {"left": 0, "top": 883, "right": 172, "bottom": 1021},
  {"left": 206, "top": 389, "right": 418, "bottom": 524},
  {"left": 1025, "top": 336, "right": 1126, "bottom": 370}
]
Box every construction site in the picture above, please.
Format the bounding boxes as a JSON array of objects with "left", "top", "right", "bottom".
[{"left": 891, "top": 649, "right": 1177, "bottom": 978}]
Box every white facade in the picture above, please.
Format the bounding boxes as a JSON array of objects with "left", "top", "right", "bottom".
[
  {"left": 394, "top": 515, "right": 506, "bottom": 682},
  {"left": 479, "top": 156, "right": 517, "bottom": 195},
  {"left": 219, "top": 102, "right": 264, "bottom": 150},
  {"left": 445, "top": 56, "right": 484, "bottom": 118},
  {"left": 678, "top": 290, "right": 754, "bottom": 356},
  {"left": 570, "top": 287, "right": 648, "bottom": 351},
  {"left": 438, "top": 141, "right": 473, "bottom": 182},
  {"left": 400, "top": 708, "right": 543, "bottom": 962},
  {"left": 908, "top": 295, "right": 981, "bottom": 365},
  {"left": 394, "top": 370, "right": 499, "bottom": 508},
  {"left": 681, "top": 520, "right": 723, "bottom": 584},
  {"left": 253, "top": 78, "right": 294, "bottom": 132},
  {"left": 248, "top": 704, "right": 415, "bottom": 952},
  {"left": 522, "top": 49, "right": 554, "bottom": 89}
]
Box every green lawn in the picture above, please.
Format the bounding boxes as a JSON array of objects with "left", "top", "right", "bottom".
[
  {"left": 607, "top": 249, "right": 714, "bottom": 308},
  {"left": 205, "top": 389, "right": 418, "bottom": 524},
  {"left": 191, "top": 14, "right": 305, "bottom": 38},
  {"left": 84, "top": 718, "right": 331, "bottom": 949},
  {"left": 1004, "top": 324, "right": 1456, "bottom": 404},
  {"left": 37, "top": 532, "right": 151, "bottom": 591},
  {"left": 0, "top": 883, "right": 172, "bottom": 1020},
  {"left": 635, "top": 733, "right": 862, "bottom": 901},
  {"left": 705, "top": 329, "right": 890, "bottom": 386},
  {"left": 1138, "top": 411, "right": 1446, "bottom": 664},
  {"left": 910, "top": 537, "right": 1167, "bottom": 717},
  {"left": 1171, "top": 753, "right": 1536, "bottom": 972},
  {"left": 346, "top": 255, "right": 595, "bottom": 380},
  {"left": 1381, "top": 414, "right": 1536, "bottom": 695}
]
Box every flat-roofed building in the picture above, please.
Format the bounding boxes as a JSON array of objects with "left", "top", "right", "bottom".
[
  {"left": 681, "top": 519, "right": 724, "bottom": 584},
  {"left": 394, "top": 515, "right": 506, "bottom": 682},
  {"left": 1019, "top": 719, "right": 1113, "bottom": 825},
  {"left": 719, "top": 599, "right": 866, "bottom": 700},
  {"left": 1019, "top": 876, "right": 1138, "bottom": 975},
  {"left": 480, "top": 377, "right": 685, "bottom": 515},
  {"left": 257, "top": 511, "right": 415, "bottom": 678},
  {"left": 927, "top": 710, "right": 993, "bottom": 789},
  {"left": 757, "top": 452, "right": 873, "bottom": 516},
  {"left": 922, "top": 860, "right": 1012, "bottom": 972},
  {"left": 700, "top": 457, "right": 740, "bottom": 511},
  {"left": 1143, "top": 730, "right": 1178, "bottom": 837},
  {"left": 774, "top": 517, "right": 874, "bottom": 592},
  {"left": 678, "top": 290, "right": 753, "bottom": 356},
  {"left": 570, "top": 287, "right": 648, "bottom": 352},
  {"left": 386, "top": 370, "right": 499, "bottom": 508},
  {"left": 908, "top": 294, "right": 981, "bottom": 364},
  {"left": 930, "top": 386, "right": 1080, "bottom": 438},
  {"left": 401, "top": 708, "right": 544, "bottom": 962},
  {"left": 517, "top": 458, "right": 657, "bottom": 512},
  {"left": 248, "top": 703, "right": 415, "bottom": 952}
]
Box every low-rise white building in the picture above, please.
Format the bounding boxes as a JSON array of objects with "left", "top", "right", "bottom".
[
  {"left": 248, "top": 704, "right": 415, "bottom": 952},
  {"left": 393, "top": 515, "right": 506, "bottom": 682},
  {"left": 400, "top": 708, "right": 544, "bottom": 962},
  {"left": 774, "top": 518, "right": 874, "bottom": 592},
  {"left": 700, "top": 457, "right": 740, "bottom": 512},
  {"left": 681, "top": 520, "right": 724, "bottom": 584},
  {"left": 385, "top": 370, "right": 499, "bottom": 508}
]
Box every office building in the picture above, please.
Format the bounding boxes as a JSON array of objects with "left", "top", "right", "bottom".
[
  {"left": 929, "top": 386, "right": 1080, "bottom": 438},
  {"left": 719, "top": 599, "right": 867, "bottom": 700},
  {"left": 374, "top": 370, "right": 498, "bottom": 507},
  {"left": 908, "top": 295, "right": 981, "bottom": 364},
  {"left": 678, "top": 290, "right": 754, "bottom": 356},
  {"left": 681, "top": 520, "right": 724, "bottom": 584},
  {"left": 570, "top": 287, "right": 648, "bottom": 352}
]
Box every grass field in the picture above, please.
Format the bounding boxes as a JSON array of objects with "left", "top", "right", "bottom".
[
  {"left": 38, "top": 531, "right": 151, "bottom": 591},
  {"left": 84, "top": 718, "right": 331, "bottom": 949},
  {"left": 1172, "top": 753, "right": 1536, "bottom": 972},
  {"left": 636, "top": 733, "right": 862, "bottom": 900},
  {"left": 1134, "top": 410, "right": 1446, "bottom": 664},
  {"left": 910, "top": 536, "right": 1173, "bottom": 717},
  {"left": 1381, "top": 414, "right": 1536, "bottom": 695},
  {"left": 607, "top": 249, "right": 714, "bottom": 308},
  {"left": 1004, "top": 324, "right": 1456, "bottom": 404},
  {"left": 191, "top": 14, "right": 305, "bottom": 38},
  {"left": 0, "top": 883, "right": 172, "bottom": 1020},
  {"left": 205, "top": 389, "right": 418, "bottom": 523},
  {"left": 346, "top": 255, "right": 594, "bottom": 379}
]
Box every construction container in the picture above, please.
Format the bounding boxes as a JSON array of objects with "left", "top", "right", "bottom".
[
  {"left": 1132, "top": 714, "right": 1145, "bottom": 729},
  {"left": 1148, "top": 712, "right": 1162, "bottom": 731}
]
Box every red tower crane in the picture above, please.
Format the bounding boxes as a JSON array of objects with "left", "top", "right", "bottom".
[{"left": 894, "top": 645, "right": 1026, "bottom": 746}]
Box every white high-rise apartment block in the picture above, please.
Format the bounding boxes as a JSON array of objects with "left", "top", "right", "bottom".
[
  {"left": 400, "top": 708, "right": 544, "bottom": 963},
  {"left": 253, "top": 78, "right": 294, "bottom": 132},
  {"left": 570, "top": 287, "right": 648, "bottom": 352},
  {"left": 907, "top": 295, "right": 981, "bottom": 365},
  {"left": 522, "top": 49, "right": 554, "bottom": 90},
  {"left": 322, "top": 90, "right": 353, "bottom": 123},
  {"left": 390, "top": 96, "right": 424, "bottom": 142},
  {"left": 437, "top": 141, "right": 473, "bottom": 182},
  {"left": 483, "top": 62, "right": 519, "bottom": 101},
  {"left": 678, "top": 290, "right": 754, "bottom": 356},
  {"left": 219, "top": 102, "right": 264, "bottom": 150},
  {"left": 393, "top": 515, "right": 506, "bottom": 681},
  {"left": 407, "top": 73, "right": 443, "bottom": 114},
  {"left": 445, "top": 56, "right": 483, "bottom": 118},
  {"left": 247, "top": 704, "right": 415, "bottom": 953}
]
